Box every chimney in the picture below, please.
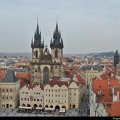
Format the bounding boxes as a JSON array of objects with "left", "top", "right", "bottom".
[
  {"left": 111, "top": 87, "right": 115, "bottom": 95},
  {"left": 117, "top": 91, "right": 119, "bottom": 101}
]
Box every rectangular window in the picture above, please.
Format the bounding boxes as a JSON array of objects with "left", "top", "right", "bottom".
[
  {"left": 41, "top": 99, "right": 42, "bottom": 102},
  {"left": 34, "top": 99, "right": 36, "bottom": 101},
  {"left": 10, "top": 89, "right": 12, "bottom": 92},
  {"left": 21, "top": 98, "right": 23, "bottom": 100},
  {"left": 37, "top": 99, "right": 39, "bottom": 101},
  {"left": 28, "top": 98, "right": 29, "bottom": 101},
  {"left": 24, "top": 98, "right": 26, "bottom": 101}
]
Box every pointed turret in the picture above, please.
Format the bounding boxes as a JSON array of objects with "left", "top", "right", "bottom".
[
  {"left": 50, "top": 23, "right": 64, "bottom": 49},
  {"left": 31, "top": 39, "right": 33, "bottom": 48},
  {"left": 31, "top": 21, "right": 44, "bottom": 48},
  {"left": 114, "top": 50, "right": 119, "bottom": 67}
]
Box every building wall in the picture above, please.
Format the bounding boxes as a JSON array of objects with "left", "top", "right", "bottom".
[
  {"left": 19, "top": 80, "right": 82, "bottom": 111},
  {"left": 0, "top": 81, "right": 20, "bottom": 108},
  {"left": 44, "top": 84, "right": 69, "bottom": 110},
  {"left": 80, "top": 69, "right": 103, "bottom": 86},
  {"left": 20, "top": 85, "right": 44, "bottom": 108},
  {"left": 31, "top": 47, "right": 63, "bottom": 84},
  {"left": 68, "top": 82, "right": 81, "bottom": 109}
]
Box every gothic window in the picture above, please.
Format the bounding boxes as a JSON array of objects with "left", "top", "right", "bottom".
[
  {"left": 55, "top": 50, "right": 58, "bottom": 58},
  {"left": 35, "top": 50, "right": 38, "bottom": 58},
  {"left": 43, "top": 67, "right": 49, "bottom": 84}
]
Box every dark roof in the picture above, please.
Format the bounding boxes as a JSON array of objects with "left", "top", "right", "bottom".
[
  {"left": 1, "top": 70, "right": 18, "bottom": 83},
  {"left": 80, "top": 65, "right": 103, "bottom": 71}
]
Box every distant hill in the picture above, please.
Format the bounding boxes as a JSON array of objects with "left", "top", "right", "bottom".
[
  {"left": 0, "top": 51, "right": 116, "bottom": 58},
  {"left": 0, "top": 53, "right": 32, "bottom": 58},
  {"left": 84, "top": 51, "right": 115, "bottom": 57}
]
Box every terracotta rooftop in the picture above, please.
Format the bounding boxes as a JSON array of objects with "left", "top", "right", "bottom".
[
  {"left": 47, "top": 79, "right": 69, "bottom": 87},
  {"left": 16, "top": 72, "right": 31, "bottom": 80},
  {"left": 92, "top": 79, "right": 120, "bottom": 103},
  {"left": 105, "top": 102, "right": 120, "bottom": 116},
  {"left": 64, "top": 70, "right": 73, "bottom": 78},
  {"left": 76, "top": 74, "right": 85, "bottom": 85}
]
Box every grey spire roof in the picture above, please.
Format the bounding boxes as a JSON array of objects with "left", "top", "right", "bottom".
[
  {"left": 1, "top": 70, "right": 18, "bottom": 83},
  {"left": 31, "top": 22, "right": 44, "bottom": 48},
  {"left": 50, "top": 23, "right": 64, "bottom": 49}
]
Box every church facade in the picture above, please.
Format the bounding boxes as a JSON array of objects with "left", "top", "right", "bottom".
[{"left": 31, "top": 22, "right": 64, "bottom": 84}]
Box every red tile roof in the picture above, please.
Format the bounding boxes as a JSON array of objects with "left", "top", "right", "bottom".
[
  {"left": 105, "top": 102, "right": 120, "bottom": 116},
  {"left": 76, "top": 74, "right": 85, "bottom": 85},
  {"left": 16, "top": 72, "right": 31, "bottom": 80},
  {"left": 48, "top": 79, "right": 69, "bottom": 87},
  {"left": 100, "top": 73, "right": 109, "bottom": 80},
  {"left": 64, "top": 70, "right": 73, "bottom": 78},
  {"left": 92, "top": 80, "right": 120, "bottom": 103}
]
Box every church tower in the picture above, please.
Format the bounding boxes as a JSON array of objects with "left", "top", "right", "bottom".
[
  {"left": 114, "top": 50, "right": 119, "bottom": 67},
  {"left": 50, "top": 23, "right": 64, "bottom": 78},
  {"left": 31, "top": 22, "right": 64, "bottom": 85},
  {"left": 31, "top": 22, "right": 44, "bottom": 84}
]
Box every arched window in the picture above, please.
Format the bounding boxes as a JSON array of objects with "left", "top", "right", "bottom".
[
  {"left": 43, "top": 67, "right": 49, "bottom": 84},
  {"left": 34, "top": 50, "right": 38, "bottom": 58},
  {"left": 55, "top": 50, "right": 58, "bottom": 58}
]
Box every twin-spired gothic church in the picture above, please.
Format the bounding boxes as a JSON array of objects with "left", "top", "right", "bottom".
[{"left": 31, "top": 22, "right": 64, "bottom": 84}]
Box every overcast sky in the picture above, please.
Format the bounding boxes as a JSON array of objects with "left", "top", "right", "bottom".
[{"left": 0, "top": 0, "right": 120, "bottom": 54}]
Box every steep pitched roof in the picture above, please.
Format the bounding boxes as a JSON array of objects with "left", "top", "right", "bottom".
[
  {"left": 48, "top": 79, "right": 68, "bottom": 87},
  {"left": 16, "top": 72, "right": 31, "bottom": 80},
  {"left": 105, "top": 102, "right": 120, "bottom": 116},
  {"left": 1, "top": 70, "right": 18, "bottom": 83},
  {"left": 92, "top": 80, "right": 120, "bottom": 103}
]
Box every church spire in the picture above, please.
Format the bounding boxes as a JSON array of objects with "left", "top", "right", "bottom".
[
  {"left": 31, "top": 19, "right": 45, "bottom": 48},
  {"left": 50, "top": 22, "right": 63, "bottom": 49},
  {"left": 31, "top": 38, "right": 33, "bottom": 48},
  {"left": 114, "top": 50, "right": 119, "bottom": 67}
]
